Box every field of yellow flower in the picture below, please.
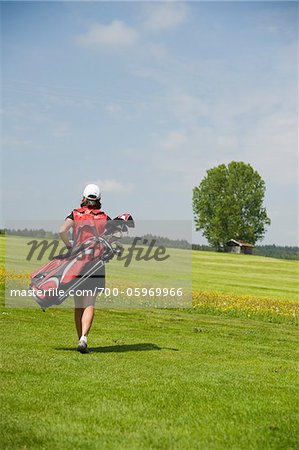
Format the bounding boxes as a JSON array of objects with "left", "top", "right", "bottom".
[
  {"left": 0, "top": 267, "right": 30, "bottom": 281},
  {"left": 192, "top": 290, "right": 298, "bottom": 325},
  {"left": 0, "top": 266, "right": 297, "bottom": 324}
]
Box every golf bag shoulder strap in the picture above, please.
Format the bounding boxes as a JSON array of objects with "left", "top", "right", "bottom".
[{"left": 72, "top": 207, "right": 108, "bottom": 244}]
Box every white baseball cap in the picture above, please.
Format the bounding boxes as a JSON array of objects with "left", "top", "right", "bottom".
[{"left": 83, "top": 184, "right": 101, "bottom": 200}]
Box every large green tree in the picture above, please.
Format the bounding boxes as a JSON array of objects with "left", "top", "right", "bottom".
[{"left": 193, "top": 161, "right": 271, "bottom": 249}]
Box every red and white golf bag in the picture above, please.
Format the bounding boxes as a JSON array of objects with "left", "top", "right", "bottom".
[{"left": 29, "top": 213, "right": 134, "bottom": 309}]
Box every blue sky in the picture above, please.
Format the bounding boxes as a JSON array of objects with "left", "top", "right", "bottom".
[{"left": 1, "top": 1, "right": 298, "bottom": 245}]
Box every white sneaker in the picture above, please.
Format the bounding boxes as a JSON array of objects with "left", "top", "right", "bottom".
[{"left": 77, "top": 339, "right": 88, "bottom": 354}]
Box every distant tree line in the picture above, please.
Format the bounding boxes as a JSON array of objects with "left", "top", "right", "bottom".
[
  {"left": 121, "top": 234, "right": 191, "bottom": 250},
  {"left": 1, "top": 228, "right": 59, "bottom": 239},
  {"left": 0, "top": 229, "right": 191, "bottom": 250},
  {"left": 192, "top": 243, "right": 298, "bottom": 260},
  {"left": 252, "top": 245, "right": 299, "bottom": 261},
  {"left": 192, "top": 244, "right": 217, "bottom": 252}
]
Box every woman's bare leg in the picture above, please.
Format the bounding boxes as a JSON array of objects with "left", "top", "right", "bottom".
[
  {"left": 74, "top": 294, "right": 96, "bottom": 338},
  {"left": 74, "top": 307, "right": 84, "bottom": 338},
  {"left": 81, "top": 303, "right": 95, "bottom": 337}
]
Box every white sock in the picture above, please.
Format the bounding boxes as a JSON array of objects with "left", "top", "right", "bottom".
[{"left": 80, "top": 335, "right": 87, "bottom": 343}]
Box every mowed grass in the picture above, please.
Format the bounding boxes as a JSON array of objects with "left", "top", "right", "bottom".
[
  {"left": 2, "top": 235, "right": 298, "bottom": 322},
  {"left": 0, "top": 307, "right": 298, "bottom": 450},
  {"left": 191, "top": 251, "right": 298, "bottom": 324},
  {"left": 2, "top": 235, "right": 298, "bottom": 301},
  {"left": 192, "top": 251, "right": 298, "bottom": 300},
  {"left": 1, "top": 236, "right": 298, "bottom": 448}
]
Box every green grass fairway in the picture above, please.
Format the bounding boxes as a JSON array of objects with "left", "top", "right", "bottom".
[
  {"left": 1, "top": 236, "right": 298, "bottom": 448},
  {"left": 2, "top": 236, "right": 298, "bottom": 300},
  {"left": 192, "top": 251, "right": 298, "bottom": 300},
  {"left": 2, "top": 235, "right": 298, "bottom": 322},
  {"left": 1, "top": 308, "right": 298, "bottom": 449}
]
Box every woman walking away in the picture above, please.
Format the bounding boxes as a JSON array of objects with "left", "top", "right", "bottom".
[{"left": 59, "top": 184, "right": 110, "bottom": 353}]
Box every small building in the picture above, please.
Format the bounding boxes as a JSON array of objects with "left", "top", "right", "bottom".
[{"left": 225, "top": 239, "right": 255, "bottom": 255}]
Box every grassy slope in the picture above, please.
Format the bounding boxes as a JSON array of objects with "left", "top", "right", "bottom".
[
  {"left": 192, "top": 251, "right": 298, "bottom": 300},
  {"left": 2, "top": 236, "right": 299, "bottom": 301},
  {"left": 1, "top": 236, "right": 298, "bottom": 448},
  {"left": 1, "top": 308, "right": 298, "bottom": 450}
]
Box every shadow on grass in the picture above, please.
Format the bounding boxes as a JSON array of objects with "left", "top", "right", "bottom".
[{"left": 55, "top": 343, "right": 179, "bottom": 353}]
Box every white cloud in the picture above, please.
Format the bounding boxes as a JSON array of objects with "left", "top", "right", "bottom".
[
  {"left": 2, "top": 136, "right": 33, "bottom": 148},
  {"left": 216, "top": 136, "right": 239, "bottom": 150},
  {"left": 2, "top": 136, "right": 46, "bottom": 151},
  {"left": 240, "top": 111, "right": 298, "bottom": 185},
  {"left": 169, "top": 93, "right": 209, "bottom": 126},
  {"left": 160, "top": 130, "right": 187, "bottom": 151},
  {"left": 143, "top": 2, "right": 189, "bottom": 32},
  {"left": 89, "top": 179, "right": 133, "bottom": 194},
  {"left": 105, "top": 103, "right": 122, "bottom": 114},
  {"left": 146, "top": 42, "right": 169, "bottom": 60},
  {"left": 77, "top": 21, "right": 138, "bottom": 49},
  {"left": 53, "top": 123, "right": 70, "bottom": 137}
]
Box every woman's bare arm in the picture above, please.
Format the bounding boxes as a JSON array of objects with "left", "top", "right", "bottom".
[{"left": 59, "top": 218, "right": 74, "bottom": 248}]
